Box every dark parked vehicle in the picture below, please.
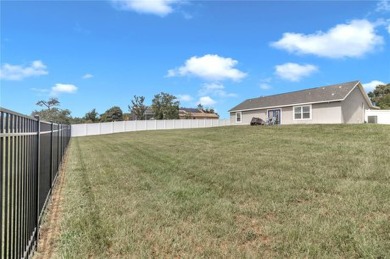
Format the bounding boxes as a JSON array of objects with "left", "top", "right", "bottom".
[{"left": 250, "top": 117, "right": 265, "bottom": 125}]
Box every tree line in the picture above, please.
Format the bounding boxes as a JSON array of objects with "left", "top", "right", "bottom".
[
  {"left": 32, "top": 92, "right": 193, "bottom": 124},
  {"left": 367, "top": 83, "right": 390, "bottom": 109}
]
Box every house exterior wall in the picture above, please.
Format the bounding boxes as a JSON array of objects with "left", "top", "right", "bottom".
[
  {"left": 230, "top": 102, "right": 343, "bottom": 125},
  {"left": 230, "top": 110, "right": 267, "bottom": 125},
  {"left": 341, "top": 86, "right": 371, "bottom": 123},
  {"left": 313, "top": 102, "right": 343, "bottom": 124},
  {"left": 281, "top": 102, "right": 343, "bottom": 124}
]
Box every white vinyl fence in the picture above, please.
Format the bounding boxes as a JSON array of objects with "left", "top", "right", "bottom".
[
  {"left": 365, "top": 110, "right": 390, "bottom": 124},
  {"left": 71, "top": 119, "right": 231, "bottom": 137}
]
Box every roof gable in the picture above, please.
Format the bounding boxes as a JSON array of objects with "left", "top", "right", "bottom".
[{"left": 229, "top": 81, "right": 369, "bottom": 112}]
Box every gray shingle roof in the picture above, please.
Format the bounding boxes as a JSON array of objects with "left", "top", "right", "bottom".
[
  {"left": 180, "top": 108, "right": 200, "bottom": 113},
  {"left": 229, "top": 81, "right": 361, "bottom": 112}
]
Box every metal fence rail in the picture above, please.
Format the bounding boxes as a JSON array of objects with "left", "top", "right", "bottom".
[{"left": 0, "top": 107, "right": 71, "bottom": 259}]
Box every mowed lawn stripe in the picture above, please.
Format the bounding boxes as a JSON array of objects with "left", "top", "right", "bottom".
[{"left": 58, "top": 125, "right": 390, "bottom": 258}]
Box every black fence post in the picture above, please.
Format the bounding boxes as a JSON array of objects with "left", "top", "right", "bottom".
[
  {"left": 57, "top": 125, "right": 60, "bottom": 174},
  {"left": 0, "top": 111, "right": 4, "bottom": 258},
  {"left": 50, "top": 122, "right": 53, "bottom": 189},
  {"left": 34, "top": 115, "right": 40, "bottom": 252}
]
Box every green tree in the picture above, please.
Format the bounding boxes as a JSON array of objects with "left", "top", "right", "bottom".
[
  {"left": 36, "top": 97, "right": 60, "bottom": 110},
  {"left": 100, "top": 106, "right": 123, "bottom": 122},
  {"left": 71, "top": 117, "right": 85, "bottom": 124},
  {"left": 128, "top": 95, "right": 147, "bottom": 120},
  {"left": 368, "top": 83, "right": 390, "bottom": 109},
  {"left": 84, "top": 108, "right": 100, "bottom": 123},
  {"left": 32, "top": 108, "right": 73, "bottom": 124},
  {"left": 378, "top": 93, "right": 390, "bottom": 109},
  {"left": 32, "top": 98, "right": 73, "bottom": 124},
  {"left": 151, "top": 92, "right": 180, "bottom": 120}
]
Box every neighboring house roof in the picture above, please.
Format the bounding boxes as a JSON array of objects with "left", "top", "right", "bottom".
[
  {"left": 179, "top": 107, "right": 219, "bottom": 119},
  {"left": 180, "top": 108, "right": 201, "bottom": 113},
  {"left": 141, "top": 107, "right": 219, "bottom": 119},
  {"left": 144, "top": 106, "right": 154, "bottom": 115},
  {"left": 189, "top": 113, "right": 219, "bottom": 119},
  {"left": 230, "top": 81, "right": 376, "bottom": 112}
]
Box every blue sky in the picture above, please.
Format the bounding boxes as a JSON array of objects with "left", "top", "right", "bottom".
[{"left": 1, "top": 0, "right": 389, "bottom": 119}]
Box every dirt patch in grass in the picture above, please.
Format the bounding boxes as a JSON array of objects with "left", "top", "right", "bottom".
[{"left": 33, "top": 154, "right": 68, "bottom": 259}]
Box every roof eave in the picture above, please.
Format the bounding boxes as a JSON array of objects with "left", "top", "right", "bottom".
[{"left": 229, "top": 99, "right": 344, "bottom": 113}]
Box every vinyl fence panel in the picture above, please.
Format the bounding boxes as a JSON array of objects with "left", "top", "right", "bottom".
[
  {"left": 86, "top": 123, "right": 100, "bottom": 135},
  {"left": 365, "top": 110, "right": 390, "bottom": 124},
  {"left": 71, "top": 119, "right": 231, "bottom": 137},
  {"left": 100, "top": 122, "right": 113, "bottom": 135}
]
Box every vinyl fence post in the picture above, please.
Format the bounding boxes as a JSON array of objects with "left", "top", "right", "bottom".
[{"left": 34, "top": 115, "right": 40, "bottom": 250}]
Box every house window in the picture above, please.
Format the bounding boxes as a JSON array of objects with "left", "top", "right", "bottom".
[
  {"left": 294, "top": 105, "right": 311, "bottom": 120},
  {"left": 236, "top": 112, "right": 242, "bottom": 123}
]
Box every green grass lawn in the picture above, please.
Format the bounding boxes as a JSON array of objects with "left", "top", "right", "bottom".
[{"left": 57, "top": 124, "right": 390, "bottom": 258}]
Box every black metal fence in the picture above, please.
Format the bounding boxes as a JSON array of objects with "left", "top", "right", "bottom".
[{"left": 0, "top": 107, "right": 71, "bottom": 259}]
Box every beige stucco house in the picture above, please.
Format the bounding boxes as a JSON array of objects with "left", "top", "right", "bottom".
[{"left": 229, "top": 81, "right": 378, "bottom": 125}]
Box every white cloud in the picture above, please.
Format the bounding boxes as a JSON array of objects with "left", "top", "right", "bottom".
[
  {"left": 376, "top": 0, "right": 390, "bottom": 12},
  {"left": 259, "top": 83, "right": 272, "bottom": 90},
  {"left": 167, "top": 54, "right": 247, "bottom": 81},
  {"left": 177, "top": 94, "right": 193, "bottom": 102},
  {"left": 363, "top": 80, "right": 385, "bottom": 92},
  {"left": 51, "top": 83, "right": 78, "bottom": 96},
  {"left": 0, "top": 60, "right": 48, "bottom": 80},
  {"left": 82, "top": 73, "right": 93, "bottom": 79},
  {"left": 111, "top": 0, "right": 178, "bottom": 16},
  {"left": 259, "top": 78, "right": 272, "bottom": 90},
  {"left": 275, "top": 63, "right": 318, "bottom": 82},
  {"left": 202, "top": 82, "right": 224, "bottom": 91},
  {"left": 387, "top": 24, "right": 390, "bottom": 34},
  {"left": 271, "top": 19, "right": 383, "bottom": 58},
  {"left": 198, "top": 82, "right": 237, "bottom": 97},
  {"left": 198, "top": 96, "right": 216, "bottom": 106}
]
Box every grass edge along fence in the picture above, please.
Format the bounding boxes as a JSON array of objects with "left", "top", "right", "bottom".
[
  {"left": 0, "top": 107, "right": 71, "bottom": 259},
  {"left": 71, "top": 118, "right": 231, "bottom": 137}
]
